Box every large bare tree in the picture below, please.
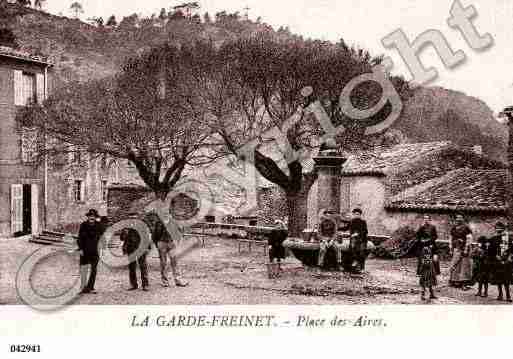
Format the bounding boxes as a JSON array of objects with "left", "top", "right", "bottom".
[
  {"left": 186, "top": 37, "right": 411, "bottom": 236},
  {"left": 17, "top": 44, "right": 219, "bottom": 200}
]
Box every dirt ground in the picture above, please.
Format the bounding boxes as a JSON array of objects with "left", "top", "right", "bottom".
[{"left": 1, "top": 236, "right": 512, "bottom": 305}]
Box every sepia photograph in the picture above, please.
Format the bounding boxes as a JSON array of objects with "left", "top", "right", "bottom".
[{"left": 1, "top": 0, "right": 513, "bottom": 340}]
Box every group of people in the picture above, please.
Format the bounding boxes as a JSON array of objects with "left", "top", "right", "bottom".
[
  {"left": 77, "top": 209, "right": 188, "bottom": 295},
  {"left": 410, "top": 214, "right": 513, "bottom": 302},
  {"left": 267, "top": 208, "right": 369, "bottom": 274}
]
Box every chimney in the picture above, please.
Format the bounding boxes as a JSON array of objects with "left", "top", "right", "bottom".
[{"left": 472, "top": 145, "right": 483, "bottom": 156}]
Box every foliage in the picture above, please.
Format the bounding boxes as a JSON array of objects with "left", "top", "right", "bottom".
[
  {"left": 374, "top": 225, "right": 417, "bottom": 259},
  {"left": 179, "top": 36, "right": 410, "bottom": 235},
  {"left": 70, "top": 1, "right": 83, "bottom": 18},
  {"left": 17, "top": 44, "right": 222, "bottom": 198},
  {"left": 0, "top": 27, "right": 18, "bottom": 47},
  {"left": 106, "top": 15, "right": 117, "bottom": 27}
]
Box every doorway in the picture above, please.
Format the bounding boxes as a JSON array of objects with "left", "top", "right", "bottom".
[{"left": 11, "top": 183, "right": 39, "bottom": 237}]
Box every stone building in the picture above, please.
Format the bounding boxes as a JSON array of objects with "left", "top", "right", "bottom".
[
  {"left": 0, "top": 46, "right": 142, "bottom": 236},
  {"left": 0, "top": 46, "right": 51, "bottom": 238},
  {"left": 259, "top": 141, "right": 506, "bottom": 239}
]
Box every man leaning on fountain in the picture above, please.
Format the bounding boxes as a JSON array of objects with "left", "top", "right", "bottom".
[{"left": 317, "top": 209, "right": 343, "bottom": 270}]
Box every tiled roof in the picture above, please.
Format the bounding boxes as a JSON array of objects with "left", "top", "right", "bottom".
[
  {"left": 0, "top": 46, "right": 52, "bottom": 65},
  {"left": 341, "top": 141, "right": 452, "bottom": 175},
  {"left": 386, "top": 168, "right": 507, "bottom": 213},
  {"left": 299, "top": 141, "right": 453, "bottom": 175}
]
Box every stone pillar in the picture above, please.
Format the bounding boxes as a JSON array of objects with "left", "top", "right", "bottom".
[{"left": 313, "top": 151, "right": 346, "bottom": 214}]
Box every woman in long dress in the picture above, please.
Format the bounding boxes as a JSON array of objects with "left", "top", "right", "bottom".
[{"left": 449, "top": 214, "right": 473, "bottom": 289}]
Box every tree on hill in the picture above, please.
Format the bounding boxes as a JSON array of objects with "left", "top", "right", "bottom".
[
  {"left": 88, "top": 16, "right": 104, "bottom": 27},
  {"left": 203, "top": 12, "right": 211, "bottom": 24},
  {"left": 70, "top": 1, "right": 84, "bottom": 18},
  {"left": 17, "top": 45, "right": 221, "bottom": 200},
  {"left": 159, "top": 8, "right": 167, "bottom": 20},
  {"left": 106, "top": 15, "right": 117, "bottom": 27},
  {"left": 173, "top": 2, "right": 200, "bottom": 18},
  {"left": 33, "top": 0, "right": 45, "bottom": 10},
  {"left": 16, "top": 0, "right": 31, "bottom": 7},
  {"left": 168, "top": 9, "right": 186, "bottom": 21},
  {"left": 119, "top": 13, "right": 139, "bottom": 29}
]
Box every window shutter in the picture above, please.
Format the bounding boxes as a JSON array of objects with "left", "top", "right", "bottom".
[
  {"left": 80, "top": 180, "right": 86, "bottom": 202},
  {"left": 11, "top": 184, "right": 23, "bottom": 234},
  {"left": 36, "top": 73, "right": 45, "bottom": 104},
  {"left": 31, "top": 184, "right": 40, "bottom": 235},
  {"left": 13, "top": 70, "right": 23, "bottom": 106}
]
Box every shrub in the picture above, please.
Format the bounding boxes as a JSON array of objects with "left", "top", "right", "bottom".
[{"left": 374, "top": 225, "right": 417, "bottom": 259}]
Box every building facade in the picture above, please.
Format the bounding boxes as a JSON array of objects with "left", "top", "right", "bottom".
[{"left": 0, "top": 46, "right": 51, "bottom": 238}]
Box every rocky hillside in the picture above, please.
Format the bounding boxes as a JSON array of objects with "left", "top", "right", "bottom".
[
  {"left": 1, "top": 0, "right": 507, "bottom": 162},
  {"left": 396, "top": 86, "right": 507, "bottom": 162}
]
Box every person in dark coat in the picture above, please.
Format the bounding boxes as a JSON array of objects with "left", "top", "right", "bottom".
[
  {"left": 77, "top": 209, "right": 103, "bottom": 294},
  {"left": 349, "top": 208, "right": 368, "bottom": 273},
  {"left": 317, "top": 210, "right": 342, "bottom": 270},
  {"left": 473, "top": 234, "right": 499, "bottom": 297},
  {"left": 415, "top": 214, "right": 440, "bottom": 277},
  {"left": 120, "top": 213, "right": 151, "bottom": 291},
  {"left": 489, "top": 222, "right": 512, "bottom": 302},
  {"left": 268, "top": 220, "right": 287, "bottom": 268}
]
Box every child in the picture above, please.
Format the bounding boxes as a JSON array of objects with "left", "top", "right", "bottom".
[
  {"left": 417, "top": 238, "right": 438, "bottom": 301},
  {"left": 268, "top": 220, "right": 288, "bottom": 269},
  {"left": 472, "top": 236, "right": 491, "bottom": 297}
]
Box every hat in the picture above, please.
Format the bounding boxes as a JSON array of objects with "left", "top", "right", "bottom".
[
  {"left": 85, "top": 209, "right": 99, "bottom": 218},
  {"left": 352, "top": 208, "right": 362, "bottom": 214}
]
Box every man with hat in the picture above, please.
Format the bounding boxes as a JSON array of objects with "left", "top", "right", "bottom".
[
  {"left": 78, "top": 209, "right": 103, "bottom": 294},
  {"left": 120, "top": 213, "right": 151, "bottom": 291},
  {"left": 349, "top": 208, "right": 368, "bottom": 273},
  {"left": 490, "top": 221, "right": 512, "bottom": 302}
]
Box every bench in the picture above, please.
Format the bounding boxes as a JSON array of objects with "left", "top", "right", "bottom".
[{"left": 237, "top": 239, "right": 268, "bottom": 255}]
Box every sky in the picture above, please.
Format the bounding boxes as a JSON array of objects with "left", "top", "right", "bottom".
[{"left": 41, "top": 0, "right": 513, "bottom": 114}]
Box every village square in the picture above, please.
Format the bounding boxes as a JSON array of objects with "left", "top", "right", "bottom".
[{"left": 1, "top": 0, "right": 513, "bottom": 306}]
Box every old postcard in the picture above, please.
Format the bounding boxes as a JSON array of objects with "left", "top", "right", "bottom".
[{"left": 1, "top": 0, "right": 513, "bottom": 355}]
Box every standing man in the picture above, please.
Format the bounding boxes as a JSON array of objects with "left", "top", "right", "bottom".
[
  {"left": 78, "top": 209, "right": 103, "bottom": 294},
  {"left": 349, "top": 208, "right": 368, "bottom": 273},
  {"left": 120, "top": 213, "right": 151, "bottom": 291},
  {"left": 151, "top": 213, "right": 188, "bottom": 288},
  {"left": 490, "top": 222, "right": 512, "bottom": 302}
]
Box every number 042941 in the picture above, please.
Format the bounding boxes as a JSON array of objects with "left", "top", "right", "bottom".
[{"left": 9, "top": 345, "right": 41, "bottom": 353}]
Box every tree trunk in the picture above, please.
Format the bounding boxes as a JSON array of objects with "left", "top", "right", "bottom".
[{"left": 285, "top": 190, "right": 308, "bottom": 238}]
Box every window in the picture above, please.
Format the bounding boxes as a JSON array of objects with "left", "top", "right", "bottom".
[
  {"left": 14, "top": 71, "right": 36, "bottom": 106},
  {"left": 21, "top": 127, "right": 39, "bottom": 163},
  {"left": 100, "top": 180, "right": 108, "bottom": 202},
  {"left": 73, "top": 180, "right": 84, "bottom": 202}
]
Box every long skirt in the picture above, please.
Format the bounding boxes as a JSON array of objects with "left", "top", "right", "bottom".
[
  {"left": 419, "top": 261, "right": 437, "bottom": 287},
  {"left": 449, "top": 249, "right": 473, "bottom": 286}
]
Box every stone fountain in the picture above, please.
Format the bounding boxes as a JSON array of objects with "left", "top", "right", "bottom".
[{"left": 282, "top": 145, "right": 375, "bottom": 271}]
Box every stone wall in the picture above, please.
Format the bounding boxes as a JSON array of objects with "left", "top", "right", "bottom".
[
  {"left": 106, "top": 184, "right": 151, "bottom": 224},
  {"left": 107, "top": 184, "right": 200, "bottom": 225},
  {"left": 382, "top": 210, "right": 506, "bottom": 241},
  {"left": 257, "top": 186, "right": 287, "bottom": 226}
]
